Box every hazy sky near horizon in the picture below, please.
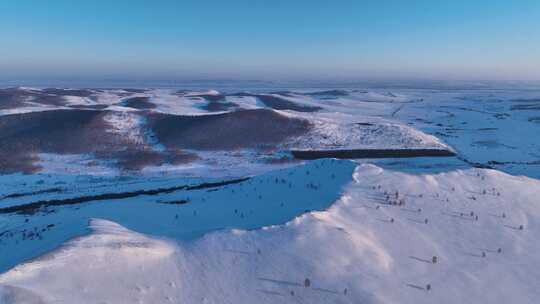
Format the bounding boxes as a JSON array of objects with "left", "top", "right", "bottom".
[{"left": 1, "top": 0, "right": 539, "bottom": 81}]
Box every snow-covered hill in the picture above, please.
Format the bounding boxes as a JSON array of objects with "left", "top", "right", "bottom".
[
  {"left": 0, "top": 165, "right": 540, "bottom": 303},
  {"left": 1, "top": 164, "right": 539, "bottom": 304}
]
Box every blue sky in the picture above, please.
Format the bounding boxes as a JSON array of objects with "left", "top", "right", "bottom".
[{"left": 1, "top": 0, "right": 539, "bottom": 81}]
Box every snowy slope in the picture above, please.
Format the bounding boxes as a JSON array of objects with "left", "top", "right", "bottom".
[
  {"left": 1, "top": 164, "right": 539, "bottom": 304},
  {"left": 285, "top": 111, "right": 449, "bottom": 150},
  {"left": 0, "top": 87, "right": 452, "bottom": 176},
  {"left": 0, "top": 159, "right": 355, "bottom": 273}
]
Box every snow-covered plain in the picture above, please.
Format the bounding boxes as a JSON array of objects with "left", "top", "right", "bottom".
[{"left": 1, "top": 83, "right": 540, "bottom": 303}]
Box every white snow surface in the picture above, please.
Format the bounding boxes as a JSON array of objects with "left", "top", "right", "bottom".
[
  {"left": 103, "top": 111, "right": 147, "bottom": 145},
  {"left": 285, "top": 111, "right": 448, "bottom": 150},
  {"left": 1, "top": 164, "right": 539, "bottom": 303}
]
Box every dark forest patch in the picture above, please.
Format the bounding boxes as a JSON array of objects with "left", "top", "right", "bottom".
[
  {"left": 0, "top": 109, "right": 197, "bottom": 173},
  {"left": 29, "top": 94, "right": 68, "bottom": 106},
  {"left": 122, "top": 96, "right": 156, "bottom": 109},
  {"left": 0, "top": 88, "right": 45, "bottom": 109},
  {"left": 528, "top": 117, "right": 540, "bottom": 123},
  {"left": 510, "top": 103, "right": 540, "bottom": 111},
  {"left": 0, "top": 109, "right": 124, "bottom": 173},
  {"left": 68, "top": 104, "right": 109, "bottom": 110},
  {"left": 228, "top": 93, "right": 322, "bottom": 112},
  {"left": 0, "top": 177, "right": 249, "bottom": 214},
  {"left": 228, "top": 92, "right": 253, "bottom": 97},
  {"left": 121, "top": 88, "right": 149, "bottom": 93},
  {"left": 0, "top": 110, "right": 122, "bottom": 155},
  {"left": 0, "top": 187, "right": 63, "bottom": 201},
  {"left": 201, "top": 100, "right": 238, "bottom": 112},
  {"left": 511, "top": 98, "right": 540, "bottom": 103},
  {"left": 98, "top": 149, "right": 199, "bottom": 171},
  {"left": 184, "top": 93, "right": 239, "bottom": 112},
  {"left": 291, "top": 149, "right": 456, "bottom": 160},
  {"left": 145, "top": 109, "right": 311, "bottom": 150},
  {"left": 0, "top": 88, "right": 101, "bottom": 109},
  {"left": 303, "top": 90, "right": 349, "bottom": 97},
  {"left": 0, "top": 153, "right": 40, "bottom": 174},
  {"left": 494, "top": 113, "right": 510, "bottom": 119},
  {"left": 0, "top": 108, "right": 307, "bottom": 173},
  {"left": 41, "top": 88, "right": 95, "bottom": 97},
  {"left": 156, "top": 199, "right": 189, "bottom": 205},
  {"left": 257, "top": 95, "right": 322, "bottom": 112},
  {"left": 190, "top": 93, "right": 225, "bottom": 102}
]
